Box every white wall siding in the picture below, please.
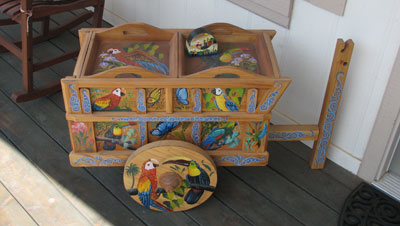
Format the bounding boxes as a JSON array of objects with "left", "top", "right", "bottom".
[{"left": 102, "top": 0, "right": 400, "bottom": 174}]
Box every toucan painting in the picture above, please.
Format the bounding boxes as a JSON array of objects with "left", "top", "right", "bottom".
[{"left": 163, "top": 157, "right": 211, "bottom": 204}]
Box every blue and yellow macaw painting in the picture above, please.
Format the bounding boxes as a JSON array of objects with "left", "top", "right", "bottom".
[
  {"left": 202, "top": 88, "right": 245, "bottom": 112},
  {"left": 174, "top": 88, "right": 191, "bottom": 111},
  {"left": 201, "top": 122, "right": 241, "bottom": 150},
  {"left": 148, "top": 122, "right": 192, "bottom": 142},
  {"left": 94, "top": 122, "right": 139, "bottom": 151},
  {"left": 95, "top": 42, "right": 169, "bottom": 74},
  {"left": 90, "top": 88, "right": 135, "bottom": 112},
  {"left": 244, "top": 122, "right": 268, "bottom": 152}
]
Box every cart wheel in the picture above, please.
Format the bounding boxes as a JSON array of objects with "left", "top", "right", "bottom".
[{"left": 123, "top": 140, "right": 217, "bottom": 212}]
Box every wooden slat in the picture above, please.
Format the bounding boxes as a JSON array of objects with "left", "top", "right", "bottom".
[
  {"left": 276, "top": 141, "right": 363, "bottom": 190},
  {"left": 269, "top": 142, "right": 352, "bottom": 212},
  {"left": 0, "top": 34, "right": 22, "bottom": 58},
  {"left": 310, "top": 39, "right": 354, "bottom": 169},
  {"left": 0, "top": 146, "right": 37, "bottom": 226},
  {"left": 268, "top": 125, "right": 319, "bottom": 141},
  {"left": 33, "top": 50, "right": 78, "bottom": 72},
  {"left": 216, "top": 168, "right": 303, "bottom": 226},
  {"left": 165, "top": 87, "right": 173, "bottom": 113},
  {"left": 191, "top": 88, "right": 202, "bottom": 113},
  {"left": 263, "top": 32, "right": 281, "bottom": 78},
  {"left": 228, "top": 165, "right": 339, "bottom": 226},
  {"left": 0, "top": 132, "right": 93, "bottom": 225},
  {"left": 70, "top": 150, "right": 269, "bottom": 167},
  {"left": 246, "top": 88, "right": 257, "bottom": 113},
  {"left": 66, "top": 111, "right": 271, "bottom": 122},
  {"left": 63, "top": 77, "right": 280, "bottom": 89}
]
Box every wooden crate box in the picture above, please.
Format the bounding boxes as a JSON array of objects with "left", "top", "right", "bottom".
[{"left": 61, "top": 22, "right": 292, "bottom": 167}]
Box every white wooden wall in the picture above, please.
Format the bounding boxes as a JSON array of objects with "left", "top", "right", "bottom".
[{"left": 102, "top": 0, "right": 400, "bottom": 174}]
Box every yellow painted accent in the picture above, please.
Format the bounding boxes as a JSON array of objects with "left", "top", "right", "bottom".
[
  {"left": 215, "top": 95, "right": 230, "bottom": 112},
  {"left": 113, "top": 126, "right": 122, "bottom": 136},
  {"left": 188, "top": 167, "right": 201, "bottom": 177},
  {"left": 94, "top": 99, "right": 110, "bottom": 108},
  {"left": 219, "top": 53, "right": 232, "bottom": 63},
  {"left": 147, "top": 88, "right": 161, "bottom": 105},
  {"left": 137, "top": 177, "right": 151, "bottom": 193}
]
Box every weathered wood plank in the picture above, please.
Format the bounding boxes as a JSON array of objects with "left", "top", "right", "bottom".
[
  {"left": 0, "top": 180, "right": 38, "bottom": 226},
  {"left": 276, "top": 141, "right": 363, "bottom": 190},
  {"left": 268, "top": 142, "right": 351, "bottom": 212},
  {"left": 185, "top": 196, "right": 252, "bottom": 226},
  {"left": 0, "top": 132, "right": 38, "bottom": 226},
  {"left": 227, "top": 166, "right": 339, "bottom": 226},
  {"left": 0, "top": 128, "right": 93, "bottom": 225},
  {"left": 0, "top": 81, "right": 145, "bottom": 225},
  {"left": 215, "top": 168, "right": 303, "bottom": 226}
]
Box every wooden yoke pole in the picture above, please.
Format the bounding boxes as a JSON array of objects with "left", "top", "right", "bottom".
[{"left": 310, "top": 39, "right": 354, "bottom": 169}]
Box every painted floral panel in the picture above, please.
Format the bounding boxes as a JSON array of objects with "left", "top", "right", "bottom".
[
  {"left": 243, "top": 122, "right": 268, "bottom": 152},
  {"left": 71, "top": 122, "right": 95, "bottom": 152}
]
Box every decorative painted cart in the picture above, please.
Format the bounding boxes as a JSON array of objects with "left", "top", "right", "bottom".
[{"left": 61, "top": 23, "right": 353, "bottom": 212}]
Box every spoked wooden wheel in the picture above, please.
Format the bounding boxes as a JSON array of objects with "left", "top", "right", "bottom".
[{"left": 123, "top": 140, "right": 218, "bottom": 212}]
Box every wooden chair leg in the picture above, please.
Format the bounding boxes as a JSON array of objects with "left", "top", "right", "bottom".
[
  {"left": 41, "top": 16, "right": 50, "bottom": 36},
  {"left": 21, "top": 14, "right": 34, "bottom": 93},
  {"left": 92, "top": 0, "right": 104, "bottom": 28}
]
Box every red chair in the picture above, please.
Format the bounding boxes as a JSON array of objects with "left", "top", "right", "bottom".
[{"left": 0, "top": 0, "right": 105, "bottom": 102}]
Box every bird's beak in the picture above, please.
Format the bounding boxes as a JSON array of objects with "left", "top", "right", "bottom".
[
  {"left": 163, "top": 159, "right": 190, "bottom": 166},
  {"left": 211, "top": 88, "right": 216, "bottom": 95},
  {"left": 150, "top": 158, "right": 159, "bottom": 167},
  {"left": 121, "top": 92, "right": 125, "bottom": 96}
]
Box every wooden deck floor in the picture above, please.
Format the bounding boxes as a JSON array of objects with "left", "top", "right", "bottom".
[{"left": 0, "top": 10, "right": 363, "bottom": 226}]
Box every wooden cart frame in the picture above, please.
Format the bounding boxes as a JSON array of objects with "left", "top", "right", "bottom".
[{"left": 61, "top": 23, "right": 353, "bottom": 170}]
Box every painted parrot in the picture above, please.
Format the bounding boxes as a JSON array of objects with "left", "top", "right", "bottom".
[
  {"left": 105, "top": 48, "right": 169, "bottom": 75},
  {"left": 201, "top": 122, "right": 237, "bottom": 150},
  {"left": 219, "top": 47, "right": 249, "bottom": 63},
  {"left": 137, "top": 159, "right": 172, "bottom": 212},
  {"left": 92, "top": 88, "right": 125, "bottom": 111},
  {"left": 163, "top": 157, "right": 210, "bottom": 205},
  {"left": 211, "top": 88, "right": 239, "bottom": 112}
]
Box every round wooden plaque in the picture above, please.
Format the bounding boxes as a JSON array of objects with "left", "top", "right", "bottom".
[{"left": 123, "top": 140, "right": 217, "bottom": 212}]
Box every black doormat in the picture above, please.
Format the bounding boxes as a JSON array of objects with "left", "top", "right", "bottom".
[{"left": 339, "top": 182, "right": 400, "bottom": 226}]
